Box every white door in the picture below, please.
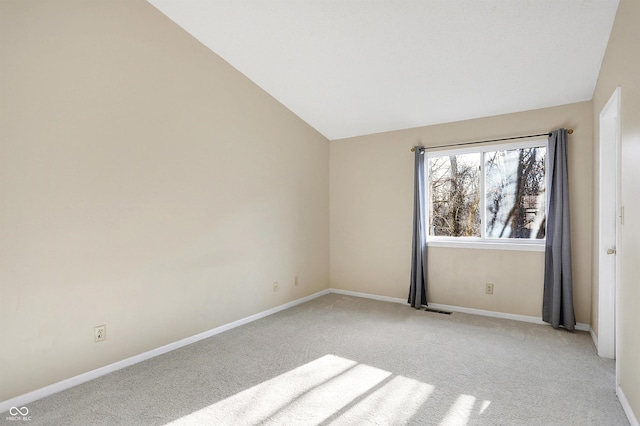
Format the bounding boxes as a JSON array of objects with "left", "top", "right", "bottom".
[{"left": 597, "top": 87, "right": 621, "bottom": 365}]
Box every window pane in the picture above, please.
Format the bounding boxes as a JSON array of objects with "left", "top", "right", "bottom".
[
  {"left": 428, "top": 153, "right": 481, "bottom": 237},
  {"left": 485, "top": 146, "right": 546, "bottom": 239}
]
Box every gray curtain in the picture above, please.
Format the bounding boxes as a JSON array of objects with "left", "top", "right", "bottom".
[
  {"left": 408, "top": 148, "right": 427, "bottom": 308},
  {"left": 543, "top": 129, "right": 576, "bottom": 330}
]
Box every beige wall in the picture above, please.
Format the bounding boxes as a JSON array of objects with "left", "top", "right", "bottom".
[
  {"left": 0, "top": 1, "right": 329, "bottom": 401},
  {"left": 331, "top": 102, "right": 593, "bottom": 323},
  {"left": 592, "top": 0, "right": 640, "bottom": 419},
  {"left": 3, "top": 0, "right": 632, "bottom": 416}
]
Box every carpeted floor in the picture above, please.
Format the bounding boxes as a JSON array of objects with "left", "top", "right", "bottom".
[{"left": 3, "top": 294, "right": 629, "bottom": 425}]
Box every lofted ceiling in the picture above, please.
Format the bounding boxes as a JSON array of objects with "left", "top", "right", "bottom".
[{"left": 148, "top": 0, "right": 619, "bottom": 140}]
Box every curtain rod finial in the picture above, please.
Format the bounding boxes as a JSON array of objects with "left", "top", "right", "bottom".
[
  {"left": 411, "top": 147, "right": 415, "bottom": 152},
  {"left": 568, "top": 129, "right": 574, "bottom": 134}
]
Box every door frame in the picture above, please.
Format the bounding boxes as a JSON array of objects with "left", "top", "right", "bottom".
[{"left": 597, "top": 87, "right": 621, "bottom": 378}]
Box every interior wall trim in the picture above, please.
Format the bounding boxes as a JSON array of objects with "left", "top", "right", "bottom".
[
  {"left": 0, "top": 289, "right": 331, "bottom": 414},
  {"left": 1, "top": 287, "right": 599, "bottom": 415},
  {"left": 590, "top": 327, "right": 599, "bottom": 350},
  {"left": 329, "top": 288, "right": 590, "bottom": 332},
  {"left": 618, "top": 385, "right": 640, "bottom": 426}
]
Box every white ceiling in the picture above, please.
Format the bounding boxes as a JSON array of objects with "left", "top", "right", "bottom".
[{"left": 148, "top": 1, "right": 619, "bottom": 140}]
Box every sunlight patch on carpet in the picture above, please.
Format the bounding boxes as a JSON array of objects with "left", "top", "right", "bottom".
[
  {"left": 439, "top": 394, "right": 476, "bottom": 426},
  {"left": 165, "top": 354, "right": 487, "bottom": 425},
  {"left": 328, "top": 375, "right": 434, "bottom": 425}
]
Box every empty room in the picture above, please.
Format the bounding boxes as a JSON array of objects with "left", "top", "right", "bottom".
[{"left": 1, "top": 0, "right": 639, "bottom": 425}]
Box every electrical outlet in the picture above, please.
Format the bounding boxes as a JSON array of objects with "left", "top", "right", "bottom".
[
  {"left": 486, "top": 283, "right": 494, "bottom": 295},
  {"left": 94, "top": 325, "right": 106, "bottom": 343},
  {"left": 273, "top": 281, "right": 279, "bottom": 292},
  {"left": 294, "top": 275, "right": 299, "bottom": 286}
]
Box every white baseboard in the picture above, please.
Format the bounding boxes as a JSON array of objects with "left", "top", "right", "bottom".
[
  {"left": 618, "top": 385, "right": 640, "bottom": 426},
  {"left": 0, "top": 287, "right": 599, "bottom": 414},
  {"left": 329, "top": 288, "right": 590, "bottom": 331},
  {"left": 0, "top": 289, "right": 331, "bottom": 414},
  {"left": 330, "top": 288, "right": 407, "bottom": 304},
  {"left": 590, "top": 327, "right": 598, "bottom": 349}
]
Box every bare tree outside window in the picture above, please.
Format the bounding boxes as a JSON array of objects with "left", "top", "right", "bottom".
[
  {"left": 485, "top": 147, "right": 546, "bottom": 239},
  {"left": 427, "top": 143, "right": 546, "bottom": 241},
  {"left": 428, "top": 153, "right": 480, "bottom": 237}
]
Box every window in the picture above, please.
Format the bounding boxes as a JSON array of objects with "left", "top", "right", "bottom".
[{"left": 426, "top": 140, "right": 547, "bottom": 250}]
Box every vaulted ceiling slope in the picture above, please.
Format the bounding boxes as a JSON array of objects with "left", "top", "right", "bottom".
[{"left": 148, "top": 1, "right": 619, "bottom": 140}]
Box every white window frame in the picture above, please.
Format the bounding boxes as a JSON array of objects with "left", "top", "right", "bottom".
[{"left": 425, "top": 138, "right": 547, "bottom": 252}]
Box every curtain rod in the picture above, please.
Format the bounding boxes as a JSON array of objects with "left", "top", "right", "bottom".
[{"left": 410, "top": 129, "right": 574, "bottom": 152}]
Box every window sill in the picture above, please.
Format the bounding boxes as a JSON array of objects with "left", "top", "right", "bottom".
[{"left": 426, "top": 240, "right": 545, "bottom": 252}]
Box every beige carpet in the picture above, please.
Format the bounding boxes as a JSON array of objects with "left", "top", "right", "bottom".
[{"left": 3, "top": 294, "right": 629, "bottom": 425}]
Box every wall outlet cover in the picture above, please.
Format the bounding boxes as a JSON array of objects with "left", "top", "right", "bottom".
[{"left": 95, "top": 325, "right": 106, "bottom": 342}]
